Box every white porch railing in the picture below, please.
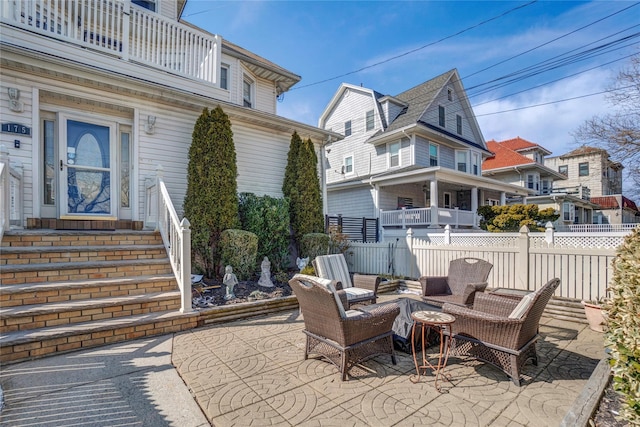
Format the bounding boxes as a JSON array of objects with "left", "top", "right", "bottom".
[
  {"left": 1, "top": 0, "right": 221, "bottom": 85},
  {"left": 145, "top": 165, "right": 193, "bottom": 313},
  {"left": 380, "top": 207, "right": 478, "bottom": 228},
  {"left": 561, "top": 223, "right": 639, "bottom": 233}
]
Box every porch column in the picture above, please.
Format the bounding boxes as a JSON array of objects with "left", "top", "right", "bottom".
[
  {"left": 500, "top": 192, "right": 506, "bottom": 205},
  {"left": 429, "top": 180, "right": 439, "bottom": 228},
  {"left": 471, "top": 187, "right": 479, "bottom": 228}
]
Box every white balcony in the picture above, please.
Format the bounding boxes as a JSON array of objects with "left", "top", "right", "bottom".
[
  {"left": 1, "top": 0, "right": 221, "bottom": 86},
  {"left": 380, "top": 207, "right": 479, "bottom": 229}
]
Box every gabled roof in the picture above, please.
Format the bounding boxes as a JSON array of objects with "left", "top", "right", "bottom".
[
  {"left": 499, "top": 137, "right": 551, "bottom": 155},
  {"left": 591, "top": 196, "right": 639, "bottom": 211},
  {"left": 483, "top": 140, "right": 535, "bottom": 170},
  {"left": 560, "top": 146, "right": 607, "bottom": 158}
]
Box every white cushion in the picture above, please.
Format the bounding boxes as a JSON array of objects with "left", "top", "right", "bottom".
[
  {"left": 343, "top": 287, "right": 374, "bottom": 301},
  {"left": 508, "top": 293, "right": 535, "bottom": 319},
  {"left": 293, "top": 274, "right": 346, "bottom": 318},
  {"left": 314, "top": 254, "right": 353, "bottom": 288}
]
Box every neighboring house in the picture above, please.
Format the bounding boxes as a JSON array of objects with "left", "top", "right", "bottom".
[
  {"left": 546, "top": 146, "right": 638, "bottom": 225},
  {"left": 318, "top": 69, "right": 529, "bottom": 235},
  {"left": 0, "top": 0, "right": 337, "bottom": 230},
  {"left": 483, "top": 137, "right": 598, "bottom": 226}
]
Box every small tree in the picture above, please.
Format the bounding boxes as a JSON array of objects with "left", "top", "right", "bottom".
[
  {"left": 183, "top": 106, "right": 239, "bottom": 278},
  {"left": 478, "top": 204, "right": 558, "bottom": 232}
]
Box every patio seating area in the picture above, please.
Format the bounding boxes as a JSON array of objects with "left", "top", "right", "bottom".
[{"left": 172, "top": 292, "right": 605, "bottom": 426}]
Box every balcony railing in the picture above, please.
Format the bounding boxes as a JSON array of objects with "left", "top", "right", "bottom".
[
  {"left": 1, "top": 0, "right": 221, "bottom": 85},
  {"left": 380, "top": 207, "right": 479, "bottom": 229},
  {"left": 551, "top": 185, "right": 591, "bottom": 201}
]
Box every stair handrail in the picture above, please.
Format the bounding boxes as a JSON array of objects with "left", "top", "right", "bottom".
[
  {"left": 154, "top": 165, "right": 193, "bottom": 313},
  {"left": 1, "top": 145, "right": 10, "bottom": 240}
]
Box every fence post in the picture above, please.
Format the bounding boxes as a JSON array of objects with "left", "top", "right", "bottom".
[
  {"left": 362, "top": 217, "right": 367, "bottom": 243},
  {"left": 401, "top": 207, "right": 406, "bottom": 229},
  {"left": 544, "top": 222, "right": 555, "bottom": 245},
  {"left": 406, "top": 227, "right": 414, "bottom": 278},
  {"left": 444, "top": 224, "right": 451, "bottom": 245},
  {"left": 375, "top": 217, "right": 379, "bottom": 242},
  {"left": 454, "top": 207, "right": 459, "bottom": 228},
  {"left": 516, "top": 225, "right": 530, "bottom": 290},
  {"left": 180, "top": 218, "right": 193, "bottom": 313}
]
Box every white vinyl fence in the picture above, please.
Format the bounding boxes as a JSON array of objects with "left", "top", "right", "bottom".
[{"left": 346, "top": 224, "right": 634, "bottom": 302}]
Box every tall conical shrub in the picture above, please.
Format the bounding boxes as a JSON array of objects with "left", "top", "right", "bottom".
[
  {"left": 183, "top": 106, "right": 239, "bottom": 278},
  {"left": 604, "top": 226, "right": 640, "bottom": 424}
]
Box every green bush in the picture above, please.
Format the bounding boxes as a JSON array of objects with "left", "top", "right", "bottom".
[
  {"left": 219, "top": 229, "right": 258, "bottom": 281},
  {"left": 604, "top": 226, "right": 640, "bottom": 425},
  {"left": 239, "top": 193, "right": 290, "bottom": 272},
  {"left": 478, "top": 204, "right": 558, "bottom": 232},
  {"left": 300, "top": 233, "right": 330, "bottom": 262}
]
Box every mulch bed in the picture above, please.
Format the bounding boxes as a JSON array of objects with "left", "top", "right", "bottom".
[
  {"left": 192, "top": 273, "right": 293, "bottom": 308},
  {"left": 592, "top": 382, "right": 626, "bottom": 426}
]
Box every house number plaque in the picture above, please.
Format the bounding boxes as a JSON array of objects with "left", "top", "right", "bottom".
[{"left": 1, "top": 123, "right": 31, "bottom": 136}]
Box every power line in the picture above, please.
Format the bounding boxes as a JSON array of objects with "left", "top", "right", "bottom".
[{"left": 290, "top": 0, "right": 539, "bottom": 91}]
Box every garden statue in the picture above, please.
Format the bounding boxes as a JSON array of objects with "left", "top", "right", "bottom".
[
  {"left": 296, "top": 257, "right": 309, "bottom": 271},
  {"left": 223, "top": 265, "right": 238, "bottom": 300},
  {"left": 258, "top": 257, "right": 274, "bottom": 288}
]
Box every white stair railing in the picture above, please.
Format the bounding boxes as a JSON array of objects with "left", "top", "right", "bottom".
[
  {"left": 150, "top": 165, "right": 193, "bottom": 313},
  {"left": 0, "top": 145, "right": 10, "bottom": 240}
]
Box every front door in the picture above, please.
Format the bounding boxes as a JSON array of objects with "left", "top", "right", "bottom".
[{"left": 60, "top": 119, "right": 117, "bottom": 219}]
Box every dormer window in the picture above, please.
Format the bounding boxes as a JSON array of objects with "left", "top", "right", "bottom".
[
  {"left": 438, "top": 106, "right": 445, "bottom": 127},
  {"left": 344, "top": 120, "right": 352, "bottom": 136},
  {"left": 243, "top": 77, "right": 254, "bottom": 108}
]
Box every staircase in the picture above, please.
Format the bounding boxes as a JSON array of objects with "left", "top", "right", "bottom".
[{"left": 0, "top": 230, "right": 199, "bottom": 364}]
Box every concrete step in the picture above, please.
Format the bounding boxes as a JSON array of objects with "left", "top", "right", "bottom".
[
  {"left": 0, "top": 274, "right": 177, "bottom": 307},
  {"left": 0, "top": 244, "right": 167, "bottom": 266},
  {"left": 0, "top": 291, "right": 182, "bottom": 334},
  {"left": 0, "top": 259, "right": 173, "bottom": 284},
  {"left": 0, "top": 310, "right": 199, "bottom": 364},
  {"left": 1, "top": 230, "right": 162, "bottom": 248}
]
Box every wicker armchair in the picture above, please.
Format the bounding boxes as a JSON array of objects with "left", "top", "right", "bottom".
[
  {"left": 289, "top": 274, "right": 400, "bottom": 381},
  {"left": 313, "top": 253, "right": 380, "bottom": 308},
  {"left": 419, "top": 257, "right": 493, "bottom": 307},
  {"left": 442, "top": 278, "right": 561, "bottom": 386}
]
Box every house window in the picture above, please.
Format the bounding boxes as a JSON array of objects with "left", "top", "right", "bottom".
[
  {"left": 579, "top": 162, "right": 589, "bottom": 176},
  {"left": 429, "top": 143, "right": 438, "bottom": 167},
  {"left": 563, "top": 202, "right": 575, "bottom": 222},
  {"left": 343, "top": 155, "right": 353, "bottom": 174},
  {"left": 220, "top": 65, "right": 229, "bottom": 90},
  {"left": 438, "top": 105, "right": 445, "bottom": 127},
  {"left": 132, "top": 0, "right": 156, "bottom": 12},
  {"left": 243, "top": 78, "right": 253, "bottom": 108},
  {"left": 542, "top": 180, "right": 551, "bottom": 194},
  {"left": 456, "top": 150, "right": 468, "bottom": 173},
  {"left": 487, "top": 198, "right": 500, "bottom": 206},
  {"left": 456, "top": 115, "right": 462, "bottom": 135},
  {"left": 344, "top": 120, "right": 352, "bottom": 136},
  {"left": 471, "top": 152, "right": 480, "bottom": 176},
  {"left": 559, "top": 165, "right": 568, "bottom": 176},
  {"left": 365, "top": 110, "right": 374, "bottom": 131},
  {"left": 527, "top": 174, "right": 540, "bottom": 192},
  {"left": 447, "top": 88, "right": 453, "bottom": 101},
  {"left": 444, "top": 192, "right": 452, "bottom": 209},
  {"left": 389, "top": 141, "right": 400, "bottom": 167},
  {"left": 397, "top": 197, "right": 413, "bottom": 208}
]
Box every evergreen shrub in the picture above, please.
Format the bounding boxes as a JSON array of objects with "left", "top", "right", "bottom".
[
  {"left": 604, "top": 226, "right": 640, "bottom": 425},
  {"left": 220, "top": 229, "right": 258, "bottom": 281},
  {"left": 300, "top": 233, "right": 330, "bottom": 262},
  {"left": 478, "top": 204, "right": 558, "bottom": 232}
]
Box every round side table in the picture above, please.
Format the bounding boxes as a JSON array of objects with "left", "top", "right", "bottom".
[{"left": 409, "top": 310, "right": 455, "bottom": 391}]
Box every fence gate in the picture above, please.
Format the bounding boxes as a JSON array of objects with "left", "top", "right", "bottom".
[{"left": 325, "top": 215, "right": 379, "bottom": 242}]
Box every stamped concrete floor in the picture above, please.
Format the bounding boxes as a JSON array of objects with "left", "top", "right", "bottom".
[{"left": 173, "top": 297, "right": 605, "bottom": 427}]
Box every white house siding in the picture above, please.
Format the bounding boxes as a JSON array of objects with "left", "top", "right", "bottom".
[
  {"left": 327, "top": 187, "right": 375, "bottom": 218},
  {"left": 379, "top": 184, "right": 425, "bottom": 210},
  {"left": 420, "top": 86, "right": 480, "bottom": 146},
  {"left": 255, "top": 75, "right": 277, "bottom": 114},
  {"left": 439, "top": 145, "right": 455, "bottom": 170},
  {"left": 381, "top": 100, "right": 405, "bottom": 127}
]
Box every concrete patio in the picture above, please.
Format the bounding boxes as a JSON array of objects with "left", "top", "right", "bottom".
[{"left": 0, "top": 293, "right": 605, "bottom": 426}]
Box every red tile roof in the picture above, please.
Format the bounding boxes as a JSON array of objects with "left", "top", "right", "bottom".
[
  {"left": 497, "top": 137, "right": 540, "bottom": 151},
  {"left": 483, "top": 140, "right": 535, "bottom": 170},
  {"left": 591, "top": 196, "right": 639, "bottom": 211}
]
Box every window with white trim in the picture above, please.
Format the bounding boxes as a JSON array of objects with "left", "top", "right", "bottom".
[
  {"left": 527, "top": 173, "right": 540, "bottom": 192},
  {"left": 343, "top": 155, "right": 353, "bottom": 175},
  {"left": 243, "top": 77, "right": 253, "bottom": 108},
  {"left": 447, "top": 87, "right": 453, "bottom": 101},
  {"left": 132, "top": 0, "right": 156, "bottom": 12},
  {"left": 456, "top": 150, "right": 468, "bottom": 173},
  {"left": 429, "top": 143, "right": 438, "bottom": 167},
  {"left": 456, "top": 115, "right": 462, "bottom": 135},
  {"left": 471, "top": 152, "right": 480, "bottom": 175},
  {"left": 487, "top": 198, "right": 500, "bottom": 206},
  {"left": 559, "top": 165, "right": 568, "bottom": 176},
  {"left": 579, "top": 162, "right": 589, "bottom": 176},
  {"left": 542, "top": 180, "right": 551, "bottom": 194},
  {"left": 365, "top": 110, "right": 374, "bottom": 131},
  {"left": 444, "top": 192, "right": 452, "bottom": 209},
  {"left": 220, "top": 65, "right": 229, "bottom": 90},
  {"left": 389, "top": 141, "right": 400, "bottom": 168},
  {"left": 344, "top": 120, "right": 352, "bottom": 136},
  {"left": 438, "top": 105, "right": 445, "bottom": 127},
  {"left": 563, "top": 202, "right": 575, "bottom": 222}
]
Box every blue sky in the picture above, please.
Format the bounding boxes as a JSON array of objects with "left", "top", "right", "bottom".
[{"left": 183, "top": 1, "right": 639, "bottom": 167}]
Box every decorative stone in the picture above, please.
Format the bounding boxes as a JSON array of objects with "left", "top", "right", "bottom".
[
  {"left": 296, "top": 256, "right": 309, "bottom": 271},
  {"left": 258, "top": 257, "right": 274, "bottom": 288},
  {"left": 223, "top": 265, "right": 238, "bottom": 300}
]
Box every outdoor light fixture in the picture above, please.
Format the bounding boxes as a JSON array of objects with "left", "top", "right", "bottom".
[
  {"left": 8, "top": 87, "right": 23, "bottom": 112},
  {"left": 144, "top": 115, "right": 156, "bottom": 134}
]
